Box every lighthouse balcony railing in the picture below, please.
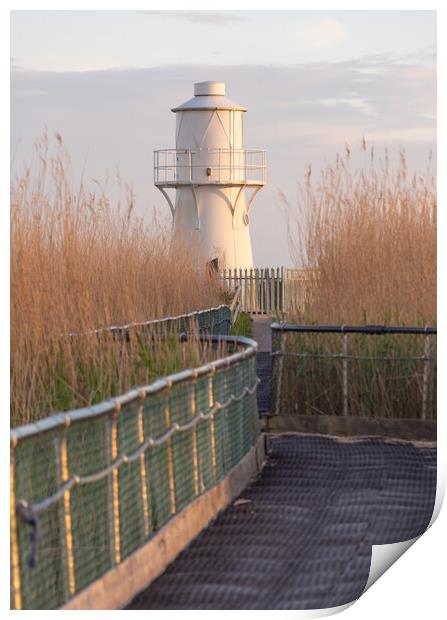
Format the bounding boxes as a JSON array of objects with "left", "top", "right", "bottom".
[{"left": 154, "top": 148, "right": 266, "bottom": 186}]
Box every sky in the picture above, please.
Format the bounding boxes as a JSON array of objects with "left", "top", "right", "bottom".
[{"left": 10, "top": 10, "right": 437, "bottom": 266}]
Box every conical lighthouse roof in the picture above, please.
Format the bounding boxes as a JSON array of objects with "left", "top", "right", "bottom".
[{"left": 172, "top": 81, "right": 247, "bottom": 113}]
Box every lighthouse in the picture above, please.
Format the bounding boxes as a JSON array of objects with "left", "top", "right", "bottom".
[{"left": 154, "top": 81, "right": 266, "bottom": 270}]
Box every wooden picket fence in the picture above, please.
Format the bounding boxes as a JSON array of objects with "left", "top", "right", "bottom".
[{"left": 221, "top": 267, "right": 314, "bottom": 316}]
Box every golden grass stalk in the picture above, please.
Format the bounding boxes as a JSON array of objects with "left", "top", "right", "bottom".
[
  {"left": 11, "top": 136, "right": 223, "bottom": 425},
  {"left": 285, "top": 143, "right": 436, "bottom": 325}
]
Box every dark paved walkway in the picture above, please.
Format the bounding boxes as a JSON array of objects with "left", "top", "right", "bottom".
[
  {"left": 252, "top": 316, "right": 273, "bottom": 414},
  {"left": 126, "top": 434, "right": 436, "bottom": 610}
]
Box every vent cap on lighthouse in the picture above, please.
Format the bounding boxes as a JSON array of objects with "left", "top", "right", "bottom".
[
  {"left": 194, "top": 81, "right": 225, "bottom": 96},
  {"left": 172, "top": 81, "right": 247, "bottom": 112}
]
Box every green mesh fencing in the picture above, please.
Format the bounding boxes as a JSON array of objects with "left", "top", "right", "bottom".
[
  {"left": 74, "top": 304, "right": 232, "bottom": 340},
  {"left": 10, "top": 334, "right": 259, "bottom": 610}
]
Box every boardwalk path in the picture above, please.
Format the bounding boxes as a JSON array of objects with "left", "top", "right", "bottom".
[
  {"left": 252, "top": 315, "right": 273, "bottom": 414},
  {"left": 126, "top": 434, "right": 436, "bottom": 610}
]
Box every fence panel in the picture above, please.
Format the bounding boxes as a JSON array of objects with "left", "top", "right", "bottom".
[
  {"left": 221, "top": 268, "right": 314, "bottom": 316},
  {"left": 71, "top": 304, "right": 233, "bottom": 341},
  {"left": 271, "top": 324, "right": 437, "bottom": 421},
  {"left": 10, "top": 335, "right": 259, "bottom": 610}
]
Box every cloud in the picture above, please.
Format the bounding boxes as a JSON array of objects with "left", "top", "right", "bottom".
[
  {"left": 11, "top": 51, "right": 435, "bottom": 144},
  {"left": 304, "top": 19, "right": 349, "bottom": 49},
  {"left": 142, "top": 11, "right": 246, "bottom": 26},
  {"left": 317, "top": 96, "right": 375, "bottom": 116}
]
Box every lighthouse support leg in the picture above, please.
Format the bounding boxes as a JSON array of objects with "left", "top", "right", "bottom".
[
  {"left": 231, "top": 185, "right": 245, "bottom": 228},
  {"left": 246, "top": 186, "right": 262, "bottom": 214},
  {"left": 156, "top": 187, "right": 175, "bottom": 218},
  {"left": 190, "top": 185, "right": 200, "bottom": 230}
]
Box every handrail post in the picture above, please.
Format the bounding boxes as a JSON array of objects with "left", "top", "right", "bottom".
[
  {"left": 191, "top": 376, "right": 200, "bottom": 496},
  {"left": 56, "top": 427, "right": 76, "bottom": 597},
  {"left": 137, "top": 392, "right": 151, "bottom": 538},
  {"left": 109, "top": 404, "right": 121, "bottom": 565},
  {"left": 421, "top": 333, "right": 431, "bottom": 420},
  {"left": 342, "top": 332, "right": 349, "bottom": 417},
  {"left": 249, "top": 356, "right": 257, "bottom": 446},
  {"left": 163, "top": 384, "right": 177, "bottom": 515},
  {"left": 208, "top": 369, "right": 217, "bottom": 480},
  {"left": 10, "top": 442, "right": 22, "bottom": 610}
]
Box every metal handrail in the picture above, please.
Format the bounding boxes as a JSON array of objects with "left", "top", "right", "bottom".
[
  {"left": 154, "top": 148, "right": 266, "bottom": 186},
  {"left": 65, "top": 303, "right": 232, "bottom": 338},
  {"left": 16, "top": 377, "right": 260, "bottom": 517},
  {"left": 271, "top": 322, "right": 437, "bottom": 421},
  {"left": 271, "top": 323, "right": 437, "bottom": 335}
]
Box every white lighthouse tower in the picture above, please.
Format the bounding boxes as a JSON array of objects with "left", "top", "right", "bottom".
[{"left": 154, "top": 81, "right": 266, "bottom": 269}]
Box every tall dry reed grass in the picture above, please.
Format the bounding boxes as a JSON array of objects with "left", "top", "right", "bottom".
[
  {"left": 11, "top": 137, "right": 223, "bottom": 425},
  {"left": 286, "top": 142, "right": 436, "bottom": 325}
]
